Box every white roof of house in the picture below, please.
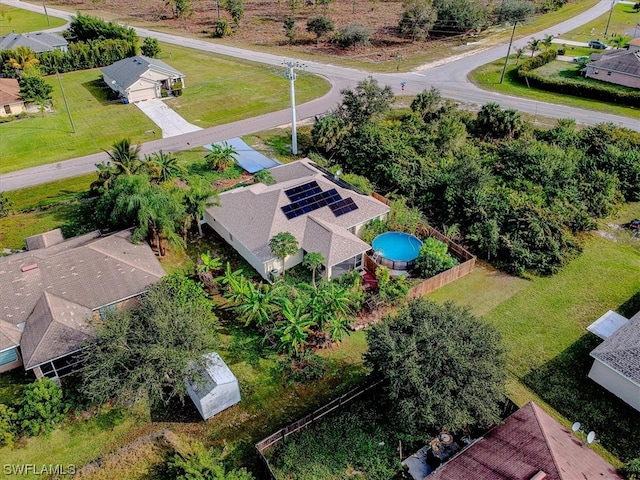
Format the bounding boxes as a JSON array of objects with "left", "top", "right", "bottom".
[
  {"left": 205, "top": 159, "right": 389, "bottom": 267},
  {"left": 587, "top": 310, "right": 629, "bottom": 340}
]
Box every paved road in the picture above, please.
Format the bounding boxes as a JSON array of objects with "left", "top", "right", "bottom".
[{"left": 0, "top": 0, "right": 635, "bottom": 191}]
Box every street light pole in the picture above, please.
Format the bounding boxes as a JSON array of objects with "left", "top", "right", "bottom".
[
  {"left": 500, "top": 21, "right": 517, "bottom": 84},
  {"left": 282, "top": 60, "right": 305, "bottom": 155},
  {"left": 604, "top": 0, "right": 615, "bottom": 36}
]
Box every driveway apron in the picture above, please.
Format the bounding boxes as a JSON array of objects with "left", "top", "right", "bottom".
[{"left": 135, "top": 98, "right": 202, "bottom": 138}]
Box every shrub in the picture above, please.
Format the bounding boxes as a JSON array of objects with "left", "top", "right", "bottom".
[
  {"left": 333, "top": 23, "right": 371, "bottom": 48},
  {"left": 17, "top": 378, "right": 69, "bottom": 436},
  {"left": 167, "top": 442, "right": 255, "bottom": 480},
  {"left": 414, "top": 237, "right": 458, "bottom": 278},
  {"left": 0, "top": 404, "right": 17, "bottom": 448},
  {"left": 340, "top": 172, "right": 373, "bottom": 194},
  {"left": 277, "top": 350, "right": 327, "bottom": 384},
  {"left": 361, "top": 218, "right": 387, "bottom": 244},
  {"left": 140, "top": 37, "right": 161, "bottom": 57},
  {"left": 375, "top": 266, "right": 409, "bottom": 305},
  {"left": 213, "top": 19, "right": 232, "bottom": 38}
]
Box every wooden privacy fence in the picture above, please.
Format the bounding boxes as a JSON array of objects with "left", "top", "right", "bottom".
[{"left": 255, "top": 381, "right": 381, "bottom": 479}]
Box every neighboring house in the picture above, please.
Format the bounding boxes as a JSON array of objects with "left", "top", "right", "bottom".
[
  {"left": 587, "top": 309, "right": 640, "bottom": 412},
  {"left": 0, "top": 78, "right": 25, "bottom": 117},
  {"left": 0, "top": 229, "right": 165, "bottom": 380},
  {"left": 427, "top": 402, "right": 623, "bottom": 479},
  {"left": 0, "top": 32, "right": 68, "bottom": 53},
  {"left": 628, "top": 37, "right": 640, "bottom": 53},
  {"left": 204, "top": 159, "right": 390, "bottom": 281},
  {"left": 585, "top": 49, "right": 640, "bottom": 89},
  {"left": 101, "top": 55, "right": 186, "bottom": 103}
]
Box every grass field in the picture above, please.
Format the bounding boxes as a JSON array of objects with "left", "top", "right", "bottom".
[
  {"left": 0, "top": 5, "right": 66, "bottom": 34},
  {"left": 0, "top": 43, "right": 329, "bottom": 174},
  {"left": 560, "top": 3, "right": 640, "bottom": 42},
  {"left": 470, "top": 57, "right": 640, "bottom": 119},
  {"left": 428, "top": 202, "right": 640, "bottom": 463}
]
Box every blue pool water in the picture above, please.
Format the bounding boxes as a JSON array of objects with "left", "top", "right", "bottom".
[{"left": 372, "top": 232, "right": 423, "bottom": 262}]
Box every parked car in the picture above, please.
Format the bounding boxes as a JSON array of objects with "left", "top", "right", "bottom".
[{"left": 588, "top": 40, "right": 607, "bottom": 49}]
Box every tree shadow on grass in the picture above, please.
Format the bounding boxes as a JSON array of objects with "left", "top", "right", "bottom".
[
  {"left": 618, "top": 291, "right": 640, "bottom": 319},
  {"left": 149, "top": 394, "right": 202, "bottom": 423},
  {"left": 523, "top": 334, "right": 640, "bottom": 462},
  {"left": 82, "top": 78, "right": 120, "bottom": 104}
]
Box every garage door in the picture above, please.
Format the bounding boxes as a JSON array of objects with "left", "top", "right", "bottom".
[{"left": 128, "top": 87, "right": 156, "bottom": 103}]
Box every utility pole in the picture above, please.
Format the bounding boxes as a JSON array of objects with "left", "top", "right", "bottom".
[
  {"left": 42, "top": 0, "right": 50, "bottom": 26},
  {"left": 604, "top": 0, "right": 615, "bottom": 36},
  {"left": 282, "top": 60, "right": 305, "bottom": 155},
  {"left": 56, "top": 70, "right": 75, "bottom": 134},
  {"left": 500, "top": 21, "right": 517, "bottom": 84}
]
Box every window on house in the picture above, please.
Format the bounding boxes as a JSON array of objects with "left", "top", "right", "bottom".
[
  {"left": 607, "top": 71, "right": 611, "bottom": 75},
  {"left": 4, "top": 105, "right": 11, "bottom": 115},
  {"left": 0, "top": 348, "right": 18, "bottom": 366},
  {"left": 229, "top": 233, "right": 233, "bottom": 242}
]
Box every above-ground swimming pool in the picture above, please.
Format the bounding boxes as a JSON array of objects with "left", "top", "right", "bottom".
[{"left": 371, "top": 232, "right": 423, "bottom": 271}]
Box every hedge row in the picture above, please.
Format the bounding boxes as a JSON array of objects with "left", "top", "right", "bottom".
[{"left": 516, "top": 49, "right": 640, "bottom": 107}]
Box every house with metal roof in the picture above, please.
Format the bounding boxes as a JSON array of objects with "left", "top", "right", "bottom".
[
  {"left": 0, "top": 78, "right": 25, "bottom": 117},
  {"left": 204, "top": 159, "right": 390, "bottom": 281},
  {"left": 587, "top": 308, "right": 640, "bottom": 412},
  {"left": 585, "top": 49, "right": 640, "bottom": 89},
  {"left": 0, "top": 229, "right": 165, "bottom": 380},
  {"left": 426, "top": 402, "right": 623, "bottom": 480},
  {"left": 101, "top": 55, "right": 186, "bottom": 103},
  {"left": 0, "top": 32, "right": 68, "bottom": 54}
]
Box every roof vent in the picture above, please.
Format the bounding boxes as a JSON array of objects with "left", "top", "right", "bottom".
[
  {"left": 530, "top": 472, "right": 547, "bottom": 480},
  {"left": 21, "top": 264, "right": 38, "bottom": 272}
]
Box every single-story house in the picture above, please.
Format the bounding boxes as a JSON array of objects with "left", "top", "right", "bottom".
[
  {"left": 427, "top": 402, "right": 623, "bottom": 479},
  {"left": 0, "top": 229, "right": 165, "bottom": 380},
  {"left": 186, "top": 352, "right": 241, "bottom": 420},
  {"left": 101, "top": 55, "right": 186, "bottom": 103},
  {"left": 0, "top": 32, "right": 68, "bottom": 54},
  {"left": 0, "top": 78, "right": 25, "bottom": 117},
  {"left": 587, "top": 308, "right": 640, "bottom": 412},
  {"left": 204, "top": 159, "right": 390, "bottom": 281},
  {"left": 585, "top": 49, "right": 640, "bottom": 89}
]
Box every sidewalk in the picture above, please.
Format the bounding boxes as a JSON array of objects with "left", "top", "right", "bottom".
[{"left": 135, "top": 98, "right": 202, "bottom": 138}]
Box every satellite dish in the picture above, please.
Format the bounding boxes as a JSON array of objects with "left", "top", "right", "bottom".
[
  {"left": 587, "top": 431, "right": 596, "bottom": 444},
  {"left": 571, "top": 422, "right": 581, "bottom": 432}
]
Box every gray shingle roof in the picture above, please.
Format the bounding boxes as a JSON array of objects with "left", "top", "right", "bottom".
[
  {"left": 0, "top": 320, "right": 22, "bottom": 353},
  {"left": 101, "top": 55, "right": 184, "bottom": 90},
  {"left": 206, "top": 159, "right": 390, "bottom": 265},
  {"left": 303, "top": 216, "right": 370, "bottom": 267},
  {"left": 588, "top": 50, "right": 640, "bottom": 77},
  {"left": 0, "top": 32, "right": 67, "bottom": 53},
  {"left": 430, "top": 402, "right": 623, "bottom": 479},
  {"left": 590, "top": 309, "right": 640, "bottom": 385},
  {"left": 26, "top": 228, "right": 65, "bottom": 250},
  {"left": 0, "top": 229, "right": 165, "bottom": 367}
]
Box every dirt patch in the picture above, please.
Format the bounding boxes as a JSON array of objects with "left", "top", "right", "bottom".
[{"left": 49, "top": 0, "right": 463, "bottom": 65}]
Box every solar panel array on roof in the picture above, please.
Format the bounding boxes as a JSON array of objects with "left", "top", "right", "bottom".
[
  {"left": 329, "top": 197, "right": 358, "bottom": 217},
  {"left": 284, "top": 181, "right": 321, "bottom": 202}
]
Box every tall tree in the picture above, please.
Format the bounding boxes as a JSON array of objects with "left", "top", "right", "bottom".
[
  {"left": 302, "top": 251, "right": 325, "bottom": 288},
  {"left": 269, "top": 232, "right": 299, "bottom": 277},
  {"left": 146, "top": 150, "right": 186, "bottom": 183},
  {"left": 306, "top": 16, "right": 334, "bottom": 45},
  {"left": 81, "top": 273, "right": 218, "bottom": 407},
  {"left": 432, "top": 0, "right": 489, "bottom": 33},
  {"left": 527, "top": 37, "right": 541, "bottom": 56},
  {"left": 364, "top": 298, "right": 506, "bottom": 436},
  {"left": 495, "top": 0, "right": 534, "bottom": 24},
  {"left": 92, "top": 138, "right": 143, "bottom": 191},
  {"left": 181, "top": 176, "right": 218, "bottom": 237},
  {"left": 337, "top": 76, "right": 395, "bottom": 127},
  {"left": 398, "top": 0, "right": 437, "bottom": 41},
  {"left": 205, "top": 142, "right": 238, "bottom": 171}
]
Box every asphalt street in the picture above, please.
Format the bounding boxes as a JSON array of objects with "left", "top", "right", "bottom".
[{"left": 0, "top": 0, "right": 636, "bottom": 191}]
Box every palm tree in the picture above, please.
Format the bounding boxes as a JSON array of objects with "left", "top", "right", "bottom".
[
  {"left": 8, "top": 46, "right": 40, "bottom": 74},
  {"left": 527, "top": 37, "right": 541, "bottom": 57},
  {"left": 205, "top": 142, "right": 238, "bottom": 171},
  {"left": 275, "top": 300, "right": 314, "bottom": 357},
  {"left": 311, "top": 114, "right": 347, "bottom": 154},
  {"left": 542, "top": 34, "right": 554, "bottom": 50},
  {"left": 181, "top": 176, "right": 219, "bottom": 237},
  {"left": 269, "top": 232, "right": 299, "bottom": 278},
  {"left": 514, "top": 47, "right": 526, "bottom": 65},
  {"left": 253, "top": 169, "right": 275, "bottom": 185},
  {"left": 302, "top": 252, "right": 325, "bottom": 289},
  {"left": 234, "top": 282, "right": 283, "bottom": 328},
  {"left": 308, "top": 281, "right": 356, "bottom": 332},
  {"left": 197, "top": 251, "right": 223, "bottom": 290},
  {"left": 216, "top": 262, "right": 247, "bottom": 297},
  {"left": 92, "top": 139, "right": 142, "bottom": 191},
  {"left": 146, "top": 150, "right": 185, "bottom": 183}
]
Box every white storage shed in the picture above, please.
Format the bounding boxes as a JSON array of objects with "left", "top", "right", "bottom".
[{"left": 186, "top": 352, "right": 241, "bottom": 420}]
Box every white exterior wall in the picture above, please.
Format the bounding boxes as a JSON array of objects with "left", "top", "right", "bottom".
[
  {"left": 126, "top": 77, "right": 159, "bottom": 102},
  {"left": 588, "top": 359, "right": 640, "bottom": 411},
  {"left": 188, "top": 380, "right": 241, "bottom": 420}
]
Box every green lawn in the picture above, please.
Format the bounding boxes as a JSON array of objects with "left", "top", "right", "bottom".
[
  {"left": 0, "top": 43, "right": 329, "bottom": 174},
  {"left": 560, "top": 3, "right": 640, "bottom": 42},
  {"left": 470, "top": 56, "right": 640, "bottom": 119},
  {"left": 428, "top": 202, "right": 640, "bottom": 462},
  {"left": 0, "top": 5, "right": 66, "bottom": 34}
]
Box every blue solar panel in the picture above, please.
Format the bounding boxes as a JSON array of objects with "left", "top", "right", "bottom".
[
  {"left": 284, "top": 181, "right": 321, "bottom": 202},
  {"left": 330, "top": 197, "right": 359, "bottom": 217}
]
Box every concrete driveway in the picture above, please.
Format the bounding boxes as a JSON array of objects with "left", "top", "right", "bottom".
[{"left": 135, "top": 99, "right": 202, "bottom": 138}]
